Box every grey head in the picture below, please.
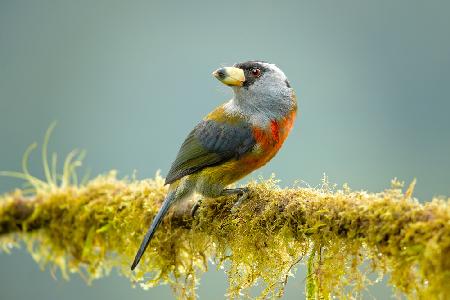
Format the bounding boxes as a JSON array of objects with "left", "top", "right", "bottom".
[{"left": 225, "top": 60, "right": 296, "bottom": 125}]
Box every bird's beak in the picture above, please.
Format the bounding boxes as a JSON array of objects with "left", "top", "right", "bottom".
[{"left": 212, "top": 67, "right": 245, "bottom": 87}]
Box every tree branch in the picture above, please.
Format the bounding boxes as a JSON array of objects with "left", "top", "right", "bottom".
[{"left": 0, "top": 173, "right": 449, "bottom": 299}]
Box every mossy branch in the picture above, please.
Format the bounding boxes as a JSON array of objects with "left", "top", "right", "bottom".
[
  {"left": 1, "top": 127, "right": 449, "bottom": 299},
  {"left": 1, "top": 173, "right": 449, "bottom": 299}
]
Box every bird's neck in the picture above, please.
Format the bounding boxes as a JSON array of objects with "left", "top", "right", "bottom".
[{"left": 227, "top": 89, "right": 297, "bottom": 128}]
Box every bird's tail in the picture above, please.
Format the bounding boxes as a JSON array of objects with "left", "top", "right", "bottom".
[{"left": 130, "top": 189, "right": 177, "bottom": 270}]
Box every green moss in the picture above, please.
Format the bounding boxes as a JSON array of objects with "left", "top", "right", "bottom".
[{"left": 0, "top": 129, "right": 449, "bottom": 299}]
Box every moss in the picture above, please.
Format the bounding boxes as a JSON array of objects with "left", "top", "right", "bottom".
[
  {"left": 1, "top": 174, "right": 449, "bottom": 299},
  {"left": 0, "top": 129, "right": 450, "bottom": 299}
]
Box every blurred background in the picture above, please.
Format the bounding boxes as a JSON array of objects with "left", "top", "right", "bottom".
[{"left": 1, "top": 0, "right": 449, "bottom": 299}]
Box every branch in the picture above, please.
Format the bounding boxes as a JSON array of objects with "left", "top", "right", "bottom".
[{"left": 0, "top": 172, "right": 449, "bottom": 299}]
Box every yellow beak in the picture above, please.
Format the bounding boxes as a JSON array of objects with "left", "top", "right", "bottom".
[{"left": 212, "top": 67, "right": 245, "bottom": 87}]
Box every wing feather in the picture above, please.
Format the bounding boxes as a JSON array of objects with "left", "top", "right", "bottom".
[{"left": 165, "top": 119, "right": 255, "bottom": 184}]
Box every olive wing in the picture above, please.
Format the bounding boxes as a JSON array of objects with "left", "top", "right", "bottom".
[{"left": 165, "top": 120, "right": 256, "bottom": 185}]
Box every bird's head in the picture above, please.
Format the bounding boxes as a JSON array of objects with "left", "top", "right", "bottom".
[{"left": 213, "top": 60, "right": 296, "bottom": 122}]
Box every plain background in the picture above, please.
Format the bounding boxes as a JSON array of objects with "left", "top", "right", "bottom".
[{"left": 1, "top": 1, "right": 450, "bottom": 299}]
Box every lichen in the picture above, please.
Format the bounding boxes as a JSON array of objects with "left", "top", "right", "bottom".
[{"left": 0, "top": 128, "right": 449, "bottom": 299}]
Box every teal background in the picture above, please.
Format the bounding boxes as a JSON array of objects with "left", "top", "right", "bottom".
[{"left": 1, "top": 0, "right": 450, "bottom": 299}]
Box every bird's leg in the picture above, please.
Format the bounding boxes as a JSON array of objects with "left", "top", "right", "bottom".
[
  {"left": 221, "top": 187, "right": 249, "bottom": 197},
  {"left": 193, "top": 188, "right": 250, "bottom": 216},
  {"left": 221, "top": 187, "right": 249, "bottom": 212}
]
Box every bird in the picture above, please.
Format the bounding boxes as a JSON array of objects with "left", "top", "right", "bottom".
[{"left": 131, "top": 60, "right": 297, "bottom": 270}]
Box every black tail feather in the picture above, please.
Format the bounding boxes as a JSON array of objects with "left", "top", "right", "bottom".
[{"left": 130, "top": 190, "right": 176, "bottom": 270}]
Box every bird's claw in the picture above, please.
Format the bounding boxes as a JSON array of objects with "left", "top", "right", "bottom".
[
  {"left": 230, "top": 191, "right": 249, "bottom": 213},
  {"left": 191, "top": 199, "right": 202, "bottom": 217},
  {"left": 219, "top": 187, "right": 249, "bottom": 213}
]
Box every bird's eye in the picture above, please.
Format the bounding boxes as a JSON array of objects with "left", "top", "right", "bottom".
[{"left": 251, "top": 68, "right": 261, "bottom": 77}]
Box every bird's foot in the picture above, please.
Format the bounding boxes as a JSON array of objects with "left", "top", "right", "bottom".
[
  {"left": 190, "top": 199, "right": 203, "bottom": 217},
  {"left": 221, "top": 187, "right": 249, "bottom": 213},
  {"left": 231, "top": 192, "right": 249, "bottom": 213}
]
